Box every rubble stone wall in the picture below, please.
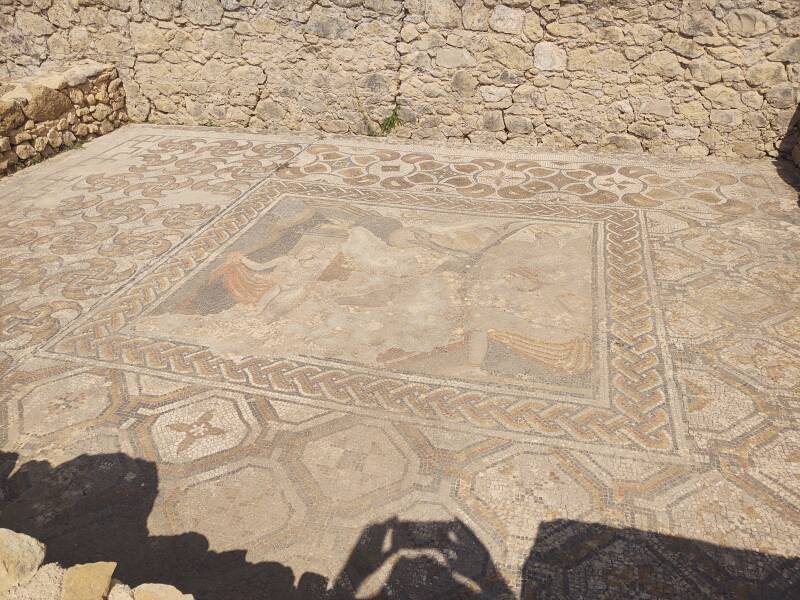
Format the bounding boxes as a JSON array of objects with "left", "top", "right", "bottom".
[
  {"left": 1, "top": 0, "right": 798, "bottom": 159},
  {"left": 0, "top": 61, "right": 127, "bottom": 175}
]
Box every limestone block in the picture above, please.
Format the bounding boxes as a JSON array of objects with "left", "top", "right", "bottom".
[
  {"left": 435, "top": 48, "right": 475, "bottom": 69},
  {"left": 109, "top": 582, "right": 135, "bottom": 600},
  {"left": 663, "top": 33, "right": 704, "bottom": 59},
  {"left": 181, "top": 0, "right": 223, "bottom": 26},
  {"left": 21, "top": 85, "right": 72, "bottom": 122},
  {"left": 142, "top": 0, "right": 178, "bottom": 20},
  {"left": 522, "top": 13, "right": 543, "bottom": 41},
  {"left": 0, "top": 529, "right": 46, "bottom": 594},
  {"left": 305, "top": 6, "right": 355, "bottom": 40},
  {"left": 133, "top": 583, "right": 194, "bottom": 600},
  {"left": 701, "top": 84, "right": 743, "bottom": 109},
  {"left": 533, "top": 42, "right": 566, "bottom": 72},
  {"left": 724, "top": 9, "right": 777, "bottom": 37},
  {"left": 639, "top": 51, "right": 683, "bottom": 79},
  {"left": 461, "top": 0, "right": 488, "bottom": 31},
  {"left": 14, "top": 143, "right": 35, "bottom": 159},
  {"left": 765, "top": 83, "right": 796, "bottom": 109},
  {"left": 745, "top": 62, "right": 787, "bottom": 88},
  {"left": 0, "top": 100, "right": 26, "bottom": 131},
  {"left": 770, "top": 39, "right": 800, "bottom": 63},
  {"left": 489, "top": 6, "right": 523, "bottom": 35},
  {"left": 424, "top": 0, "right": 461, "bottom": 28},
  {"left": 61, "top": 562, "right": 116, "bottom": 600}
]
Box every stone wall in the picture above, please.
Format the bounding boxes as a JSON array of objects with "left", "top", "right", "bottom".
[
  {"left": 0, "top": 61, "right": 127, "bottom": 175},
  {"left": 1, "top": 0, "right": 798, "bottom": 159}
]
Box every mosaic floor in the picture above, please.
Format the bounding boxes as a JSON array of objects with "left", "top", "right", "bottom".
[{"left": 1, "top": 125, "right": 799, "bottom": 599}]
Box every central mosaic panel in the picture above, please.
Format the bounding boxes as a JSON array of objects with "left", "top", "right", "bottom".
[
  {"left": 135, "top": 197, "right": 605, "bottom": 404},
  {"left": 50, "top": 178, "right": 676, "bottom": 452}
]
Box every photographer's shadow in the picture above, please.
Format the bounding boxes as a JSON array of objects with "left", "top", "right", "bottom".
[
  {"left": 521, "top": 519, "right": 800, "bottom": 599},
  {"left": 0, "top": 451, "right": 510, "bottom": 599},
  {"left": 2, "top": 451, "right": 799, "bottom": 599},
  {"left": 0, "top": 451, "right": 317, "bottom": 599},
  {"left": 776, "top": 103, "right": 800, "bottom": 205}
]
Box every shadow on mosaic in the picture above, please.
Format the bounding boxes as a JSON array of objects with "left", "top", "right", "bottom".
[
  {"left": 1, "top": 452, "right": 798, "bottom": 599},
  {"left": 777, "top": 104, "right": 800, "bottom": 204}
]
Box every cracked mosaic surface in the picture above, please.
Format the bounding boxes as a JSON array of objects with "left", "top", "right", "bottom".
[{"left": 1, "top": 125, "right": 799, "bottom": 598}]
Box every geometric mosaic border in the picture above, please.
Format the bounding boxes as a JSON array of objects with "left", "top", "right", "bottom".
[{"left": 46, "top": 180, "right": 683, "bottom": 453}]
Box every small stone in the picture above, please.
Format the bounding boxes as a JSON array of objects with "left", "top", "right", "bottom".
[
  {"left": 109, "top": 581, "right": 135, "bottom": 600},
  {"left": 133, "top": 583, "right": 193, "bottom": 600},
  {"left": 766, "top": 83, "right": 796, "bottom": 109},
  {"left": 488, "top": 6, "right": 523, "bottom": 35},
  {"left": 181, "top": 0, "right": 223, "bottom": 26},
  {"left": 451, "top": 71, "right": 477, "bottom": 95},
  {"left": 523, "top": 13, "right": 543, "bottom": 41},
  {"left": 489, "top": 40, "right": 531, "bottom": 70},
  {"left": 99, "top": 119, "right": 115, "bottom": 134},
  {"left": 730, "top": 142, "right": 763, "bottom": 159},
  {"left": 33, "top": 137, "right": 48, "bottom": 153},
  {"left": 769, "top": 39, "right": 800, "bottom": 63},
  {"left": 255, "top": 99, "right": 286, "bottom": 120},
  {"left": 0, "top": 100, "right": 26, "bottom": 131},
  {"left": 92, "top": 104, "right": 112, "bottom": 121},
  {"left": 0, "top": 137, "right": 9, "bottom": 152},
  {"left": 663, "top": 33, "right": 704, "bottom": 59},
  {"left": 665, "top": 125, "right": 699, "bottom": 140},
  {"left": 710, "top": 109, "right": 742, "bottom": 126},
  {"left": 639, "top": 51, "right": 683, "bottom": 78},
  {"left": 142, "top": 0, "right": 176, "bottom": 19},
  {"left": 631, "top": 23, "right": 662, "bottom": 46},
  {"left": 15, "top": 143, "right": 36, "bottom": 160},
  {"left": 399, "top": 24, "right": 419, "bottom": 42},
  {"left": 62, "top": 562, "right": 116, "bottom": 600},
  {"left": 424, "top": 0, "right": 461, "bottom": 28},
  {"left": 0, "top": 529, "right": 46, "bottom": 594},
  {"left": 741, "top": 91, "right": 763, "bottom": 109},
  {"left": 679, "top": 8, "right": 717, "bottom": 36},
  {"left": 21, "top": 86, "right": 72, "bottom": 122},
  {"left": 46, "top": 128, "right": 63, "bottom": 148},
  {"left": 63, "top": 61, "right": 108, "bottom": 87},
  {"left": 305, "top": 6, "right": 355, "bottom": 40},
  {"left": 745, "top": 62, "right": 786, "bottom": 87},
  {"left": 545, "top": 22, "right": 588, "bottom": 38},
  {"left": 461, "top": 0, "right": 489, "bottom": 31},
  {"left": 629, "top": 122, "right": 662, "bottom": 139},
  {"left": 689, "top": 58, "right": 721, "bottom": 84},
  {"left": 533, "top": 41, "right": 566, "bottom": 72},
  {"left": 602, "top": 133, "right": 642, "bottom": 152},
  {"left": 638, "top": 98, "right": 673, "bottom": 117},
  {"left": 724, "top": 8, "right": 777, "bottom": 37},
  {"left": 480, "top": 85, "right": 510, "bottom": 104},
  {"left": 568, "top": 48, "right": 628, "bottom": 72},
  {"left": 505, "top": 115, "right": 532, "bottom": 134},
  {"left": 483, "top": 110, "right": 504, "bottom": 132},
  {"left": 435, "top": 48, "right": 475, "bottom": 69},
  {"left": 701, "top": 84, "right": 743, "bottom": 109},
  {"left": 708, "top": 46, "right": 744, "bottom": 65},
  {"left": 14, "top": 12, "right": 54, "bottom": 36}
]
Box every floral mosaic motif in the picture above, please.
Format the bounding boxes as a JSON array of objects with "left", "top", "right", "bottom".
[
  {"left": 18, "top": 372, "right": 113, "bottom": 437},
  {"left": 167, "top": 410, "right": 226, "bottom": 455},
  {"left": 276, "top": 142, "right": 799, "bottom": 217},
  {"left": 149, "top": 394, "right": 258, "bottom": 464}
]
